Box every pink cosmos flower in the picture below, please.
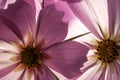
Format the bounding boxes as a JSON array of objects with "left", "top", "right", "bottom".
[
  {"left": 0, "top": 0, "right": 89, "bottom": 80},
  {"left": 64, "top": 0, "right": 120, "bottom": 80}
]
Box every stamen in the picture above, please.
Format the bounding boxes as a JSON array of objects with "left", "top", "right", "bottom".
[
  {"left": 21, "top": 46, "right": 42, "bottom": 68},
  {"left": 95, "top": 39, "right": 119, "bottom": 63}
]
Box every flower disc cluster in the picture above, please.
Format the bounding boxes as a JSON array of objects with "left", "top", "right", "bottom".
[
  {"left": 96, "top": 39, "right": 119, "bottom": 63},
  {"left": 21, "top": 46, "right": 41, "bottom": 68}
]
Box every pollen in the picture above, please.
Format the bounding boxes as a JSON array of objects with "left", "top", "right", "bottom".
[
  {"left": 21, "top": 46, "right": 42, "bottom": 68},
  {"left": 95, "top": 39, "right": 119, "bottom": 63}
]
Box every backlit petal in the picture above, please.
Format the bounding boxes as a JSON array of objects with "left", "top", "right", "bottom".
[
  {"left": 0, "top": 63, "right": 18, "bottom": 78},
  {"left": 36, "top": 4, "right": 68, "bottom": 48},
  {"left": 35, "top": 65, "right": 58, "bottom": 80},
  {"left": 44, "top": 41, "right": 88, "bottom": 78},
  {"left": 0, "top": 0, "right": 36, "bottom": 42},
  {"left": 107, "top": 0, "right": 120, "bottom": 37},
  {"left": 0, "top": 0, "right": 7, "bottom": 8},
  {"left": 67, "top": 0, "right": 108, "bottom": 39}
]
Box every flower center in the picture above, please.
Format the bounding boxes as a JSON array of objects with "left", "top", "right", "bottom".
[
  {"left": 96, "top": 39, "right": 119, "bottom": 63},
  {"left": 21, "top": 46, "right": 42, "bottom": 68}
]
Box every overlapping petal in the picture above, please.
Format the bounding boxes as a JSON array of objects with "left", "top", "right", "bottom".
[
  {"left": 23, "top": 0, "right": 36, "bottom": 12},
  {"left": 36, "top": 4, "right": 68, "bottom": 48},
  {"left": 0, "top": 63, "right": 19, "bottom": 78},
  {"left": 0, "top": 15, "right": 24, "bottom": 43},
  {"left": 35, "top": 65, "right": 58, "bottom": 80},
  {"left": 66, "top": 0, "right": 108, "bottom": 39},
  {"left": 0, "top": 0, "right": 36, "bottom": 43},
  {"left": 44, "top": 0, "right": 75, "bottom": 21},
  {"left": 77, "top": 63, "right": 103, "bottom": 80},
  {"left": 44, "top": 41, "right": 88, "bottom": 78}
]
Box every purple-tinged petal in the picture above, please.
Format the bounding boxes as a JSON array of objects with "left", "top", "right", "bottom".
[
  {"left": 105, "top": 65, "right": 112, "bottom": 80},
  {"left": 23, "top": 0, "right": 36, "bottom": 10},
  {"left": 0, "top": 15, "right": 24, "bottom": 43},
  {"left": 80, "top": 57, "right": 97, "bottom": 71},
  {"left": 35, "top": 65, "right": 58, "bottom": 80},
  {"left": 3, "top": 0, "right": 36, "bottom": 14},
  {"left": 44, "top": 0, "right": 56, "bottom": 5},
  {"left": 36, "top": 4, "right": 68, "bottom": 48},
  {"left": 2, "top": 0, "right": 16, "bottom": 9},
  {"left": 77, "top": 63, "right": 103, "bottom": 80},
  {"left": 98, "top": 68, "right": 106, "bottom": 80},
  {"left": 20, "top": 69, "right": 34, "bottom": 80},
  {"left": 1, "top": 67, "right": 24, "bottom": 80},
  {"left": 53, "top": 1, "right": 76, "bottom": 22},
  {"left": 34, "top": 0, "right": 42, "bottom": 20},
  {"left": 44, "top": 0, "right": 75, "bottom": 21},
  {"left": 34, "top": 71, "right": 39, "bottom": 80},
  {"left": 67, "top": 0, "right": 108, "bottom": 39},
  {"left": 44, "top": 41, "right": 88, "bottom": 78},
  {"left": 107, "top": 0, "right": 120, "bottom": 37},
  {"left": 62, "top": 0, "right": 82, "bottom": 3},
  {"left": 111, "top": 64, "right": 119, "bottom": 80},
  {"left": 0, "top": 0, "right": 36, "bottom": 40},
  {"left": 17, "top": 69, "right": 26, "bottom": 80},
  {"left": 0, "top": 63, "right": 18, "bottom": 78},
  {"left": 3, "top": 0, "right": 36, "bottom": 13},
  {"left": 0, "top": 0, "right": 7, "bottom": 8},
  {"left": 115, "top": 61, "right": 120, "bottom": 79}
]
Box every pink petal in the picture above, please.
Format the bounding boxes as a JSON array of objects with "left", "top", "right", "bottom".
[
  {"left": 62, "top": 0, "right": 81, "bottom": 3},
  {"left": 44, "top": 0, "right": 56, "bottom": 5},
  {"left": 1, "top": 67, "right": 24, "bottom": 80},
  {"left": 107, "top": 0, "right": 120, "bottom": 36},
  {"left": 0, "top": 0, "right": 7, "bottom": 8},
  {"left": 105, "top": 64, "right": 119, "bottom": 80},
  {"left": 2, "top": 0, "right": 16, "bottom": 9},
  {"left": 21, "top": 69, "right": 34, "bottom": 80},
  {"left": 44, "top": 41, "right": 88, "bottom": 78},
  {"left": 0, "top": 63, "right": 18, "bottom": 78},
  {"left": 34, "top": 0, "right": 42, "bottom": 20},
  {"left": 0, "top": 0, "right": 36, "bottom": 41},
  {"left": 81, "top": 59, "right": 97, "bottom": 71},
  {"left": 17, "top": 69, "right": 26, "bottom": 80},
  {"left": 23, "top": 0, "right": 36, "bottom": 11},
  {"left": 115, "top": 61, "right": 120, "bottom": 79},
  {"left": 0, "top": 15, "right": 24, "bottom": 43},
  {"left": 45, "top": 0, "right": 75, "bottom": 21},
  {"left": 105, "top": 65, "right": 112, "bottom": 80},
  {"left": 92, "top": 65, "right": 105, "bottom": 80},
  {"left": 36, "top": 4, "right": 68, "bottom": 48},
  {"left": 35, "top": 65, "right": 58, "bottom": 80},
  {"left": 111, "top": 64, "right": 119, "bottom": 80},
  {"left": 67, "top": 0, "right": 108, "bottom": 39},
  {"left": 77, "top": 63, "right": 102, "bottom": 80},
  {"left": 98, "top": 69, "right": 106, "bottom": 80}
]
